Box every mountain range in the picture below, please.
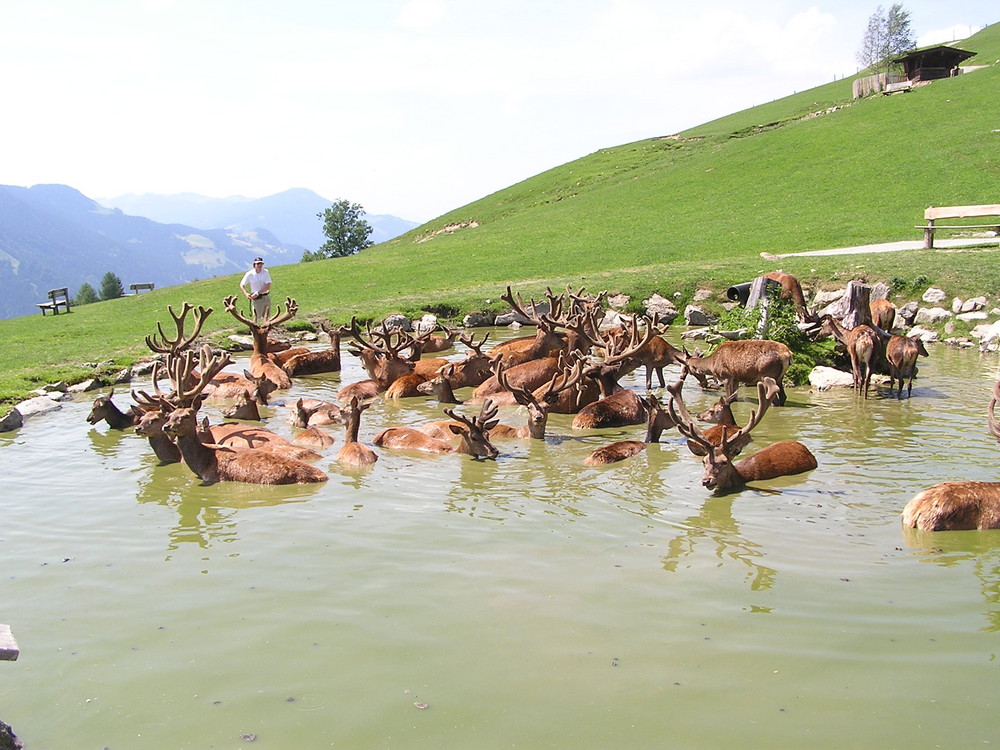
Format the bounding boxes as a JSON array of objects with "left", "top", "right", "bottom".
[{"left": 0, "top": 185, "right": 418, "bottom": 320}]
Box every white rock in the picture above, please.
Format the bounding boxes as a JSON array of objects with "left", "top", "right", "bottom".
[
  {"left": 914, "top": 306, "right": 952, "bottom": 324},
  {"left": 809, "top": 366, "right": 855, "bottom": 390},
  {"left": 16, "top": 395, "right": 63, "bottom": 419},
  {"left": 922, "top": 287, "right": 947, "bottom": 303}
]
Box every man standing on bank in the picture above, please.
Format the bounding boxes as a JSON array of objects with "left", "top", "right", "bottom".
[{"left": 240, "top": 257, "right": 272, "bottom": 321}]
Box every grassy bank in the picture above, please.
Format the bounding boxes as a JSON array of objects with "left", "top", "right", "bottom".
[{"left": 1, "top": 23, "right": 997, "bottom": 406}]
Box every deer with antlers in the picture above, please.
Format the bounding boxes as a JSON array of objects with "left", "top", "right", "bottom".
[
  {"left": 572, "top": 313, "right": 656, "bottom": 429},
  {"left": 373, "top": 401, "right": 500, "bottom": 459},
  {"left": 902, "top": 380, "right": 1000, "bottom": 530},
  {"left": 223, "top": 295, "right": 299, "bottom": 390},
  {"left": 337, "top": 317, "right": 420, "bottom": 402},
  {"left": 667, "top": 375, "right": 816, "bottom": 494},
  {"left": 158, "top": 346, "right": 328, "bottom": 484}
]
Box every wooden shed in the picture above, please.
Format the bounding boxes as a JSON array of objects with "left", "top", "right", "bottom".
[{"left": 892, "top": 45, "right": 976, "bottom": 82}]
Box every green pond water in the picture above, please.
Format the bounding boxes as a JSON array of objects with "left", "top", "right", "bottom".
[{"left": 2, "top": 330, "right": 1000, "bottom": 749}]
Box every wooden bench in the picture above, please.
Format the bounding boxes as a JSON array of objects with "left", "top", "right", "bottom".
[
  {"left": 35, "top": 287, "right": 71, "bottom": 315},
  {"left": 127, "top": 282, "right": 155, "bottom": 296},
  {"left": 882, "top": 80, "right": 912, "bottom": 95},
  {"left": 918, "top": 204, "right": 1000, "bottom": 248}
]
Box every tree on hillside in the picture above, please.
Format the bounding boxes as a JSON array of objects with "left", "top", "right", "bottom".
[
  {"left": 857, "top": 4, "right": 916, "bottom": 77},
  {"left": 99, "top": 271, "right": 124, "bottom": 300},
  {"left": 74, "top": 282, "right": 99, "bottom": 306},
  {"left": 302, "top": 199, "right": 374, "bottom": 261}
]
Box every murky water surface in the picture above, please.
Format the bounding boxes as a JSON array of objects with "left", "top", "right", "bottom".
[{"left": 3, "top": 330, "right": 1000, "bottom": 749}]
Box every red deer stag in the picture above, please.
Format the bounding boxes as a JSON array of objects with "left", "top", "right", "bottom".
[
  {"left": 487, "top": 286, "right": 569, "bottom": 367},
  {"left": 884, "top": 335, "right": 929, "bottom": 399},
  {"left": 338, "top": 317, "right": 418, "bottom": 402},
  {"left": 373, "top": 401, "right": 500, "bottom": 459},
  {"left": 135, "top": 349, "right": 321, "bottom": 463},
  {"left": 667, "top": 376, "right": 817, "bottom": 494},
  {"left": 336, "top": 396, "right": 379, "bottom": 467},
  {"left": 680, "top": 339, "right": 794, "bottom": 406},
  {"left": 160, "top": 347, "right": 328, "bottom": 484},
  {"left": 223, "top": 295, "right": 299, "bottom": 390},
  {"left": 902, "top": 380, "right": 1000, "bottom": 530},
  {"left": 485, "top": 355, "right": 589, "bottom": 439},
  {"left": 680, "top": 381, "right": 782, "bottom": 458},
  {"left": 418, "top": 324, "right": 460, "bottom": 354},
  {"left": 416, "top": 363, "right": 464, "bottom": 404},
  {"left": 815, "top": 315, "right": 883, "bottom": 399}
]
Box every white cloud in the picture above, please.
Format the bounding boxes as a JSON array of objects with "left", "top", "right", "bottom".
[
  {"left": 396, "top": 0, "right": 449, "bottom": 30},
  {"left": 918, "top": 24, "right": 978, "bottom": 46}
]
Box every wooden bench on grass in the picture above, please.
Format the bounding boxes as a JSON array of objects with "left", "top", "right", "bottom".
[
  {"left": 919, "top": 204, "right": 1000, "bottom": 249},
  {"left": 127, "top": 282, "right": 155, "bottom": 296},
  {"left": 36, "top": 287, "right": 71, "bottom": 315}
]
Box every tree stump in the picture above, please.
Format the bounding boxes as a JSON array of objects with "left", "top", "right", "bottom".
[{"left": 840, "top": 280, "right": 875, "bottom": 330}]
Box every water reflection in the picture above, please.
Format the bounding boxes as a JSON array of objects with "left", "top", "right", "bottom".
[
  {"left": 901, "top": 526, "right": 1000, "bottom": 631},
  {"left": 660, "top": 493, "right": 777, "bottom": 592}
]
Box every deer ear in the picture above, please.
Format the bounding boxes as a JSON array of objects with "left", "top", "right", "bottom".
[{"left": 448, "top": 424, "right": 465, "bottom": 436}]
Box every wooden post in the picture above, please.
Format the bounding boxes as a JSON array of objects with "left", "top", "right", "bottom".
[
  {"left": 924, "top": 218, "right": 935, "bottom": 249},
  {"left": 0, "top": 625, "right": 18, "bottom": 661},
  {"left": 746, "top": 276, "right": 781, "bottom": 338}
]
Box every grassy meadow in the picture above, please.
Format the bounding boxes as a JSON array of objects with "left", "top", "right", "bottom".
[{"left": 1, "top": 23, "right": 998, "bottom": 406}]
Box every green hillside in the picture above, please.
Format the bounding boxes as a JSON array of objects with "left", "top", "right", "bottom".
[{"left": 1, "top": 23, "right": 998, "bottom": 405}]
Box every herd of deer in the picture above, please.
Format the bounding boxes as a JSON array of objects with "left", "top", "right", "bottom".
[{"left": 82, "top": 282, "right": 1000, "bottom": 533}]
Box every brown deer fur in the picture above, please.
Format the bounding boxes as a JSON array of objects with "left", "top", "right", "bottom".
[
  {"left": 681, "top": 340, "right": 794, "bottom": 406},
  {"left": 884, "top": 335, "right": 929, "bottom": 399},
  {"left": 902, "top": 380, "right": 1000, "bottom": 530},
  {"left": 164, "top": 406, "right": 328, "bottom": 484},
  {"left": 336, "top": 397, "right": 378, "bottom": 466}
]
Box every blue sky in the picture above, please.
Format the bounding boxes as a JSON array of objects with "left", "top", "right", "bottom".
[{"left": 0, "top": 1, "right": 994, "bottom": 222}]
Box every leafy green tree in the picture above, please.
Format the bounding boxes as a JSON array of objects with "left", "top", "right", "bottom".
[
  {"left": 74, "top": 282, "right": 99, "bottom": 306},
  {"left": 303, "top": 199, "right": 374, "bottom": 261},
  {"left": 99, "top": 271, "right": 124, "bottom": 300},
  {"left": 857, "top": 4, "right": 916, "bottom": 78}
]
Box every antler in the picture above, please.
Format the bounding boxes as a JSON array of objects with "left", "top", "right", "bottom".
[
  {"left": 718, "top": 378, "right": 778, "bottom": 456},
  {"left": 223, "top": 295, "right": 298, "bottom": 329},
  {"left": 458, "top": 331, "right": 490, "bottom": 356},
  {"left": 166, "top": 345, "right": 234, "bottom": 408},
  {"left": 145, "top": 302, "right": 213, "bottom": 354},
  {"left": 493, "top": 357, "right": 544, "bottom": 410},
  {"left": 666, "top": 372, "right": 714, "bottom": 453},
  {"left": 444, "top": 398, "right": 500, "bottom": 434}
]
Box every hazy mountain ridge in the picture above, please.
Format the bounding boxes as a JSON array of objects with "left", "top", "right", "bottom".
[
  {"left": 0, "top": 185, "right": 419, "bottom": 319},
  {"left": 102, "top": 188, "right": 419, "bottom": 249}
]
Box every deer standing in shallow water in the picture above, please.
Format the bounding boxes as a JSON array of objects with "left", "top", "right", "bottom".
[{"left": 902, "top": 380, "right": 1000, "bottom": 530}]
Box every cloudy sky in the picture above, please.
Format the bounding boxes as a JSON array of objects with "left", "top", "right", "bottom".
[{"left": 1, "top": 1, "right": 993, "bottom": 222}]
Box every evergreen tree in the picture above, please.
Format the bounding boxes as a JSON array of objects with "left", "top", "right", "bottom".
[
  {"left": 74, "top": 282, "right": 99, "bottom": 305},
  {"left": 99, "top": 272, "right": 125, "bottom": 300}
]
